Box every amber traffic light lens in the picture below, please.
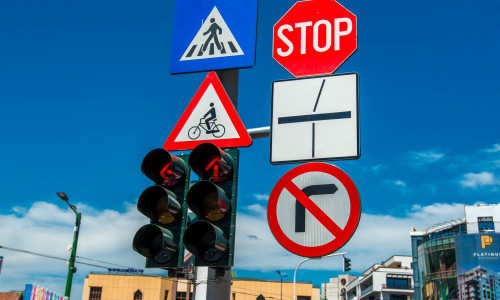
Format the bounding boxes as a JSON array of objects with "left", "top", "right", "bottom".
[{"left": 155, "top": 195, "right": 176, "bottom": 225}]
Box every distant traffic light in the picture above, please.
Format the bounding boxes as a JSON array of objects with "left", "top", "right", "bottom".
[
  {"left": 343, "top": 256, "right": 352, "bottom": 272},
  {"left": 183, "top": 143, "right": 238, "bottom": 268},
  {"left": 132, "top": 149, "right": 190, "bottom": 270}
]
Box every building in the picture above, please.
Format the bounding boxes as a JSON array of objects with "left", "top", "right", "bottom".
[
  {"left": 321, "top": 274, "right": 358, "bottom": 300},
  {"left": 410, "top": 204, "right": 500, "bottom": 300},
  {"left": 458, "top": 265, "right": 500, "bottom": 300},
  {"left": 0, "top": 292, "right": 23, "bottom": 300},
  {"left": 82, "top": 272, "right": 320, "bottom": 300},
  {"left": 344, "top": 255, "right": 414, "bottom": 300}
]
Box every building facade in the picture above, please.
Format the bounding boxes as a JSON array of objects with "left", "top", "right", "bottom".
[
  {"left": 344, "top": 255, "right": 414, "bottom": 300},
  {"left": 321, "top": 274, "right": 358, "bottom": 300},
  {"left": 458, "top": 265, "right": 500, "bottom": 300},
  {"left": 82, "top": 273, "right": 320, "bottom": 300},
  {"left": 410, "top": 204, "right": 500, "bottom": 300}
]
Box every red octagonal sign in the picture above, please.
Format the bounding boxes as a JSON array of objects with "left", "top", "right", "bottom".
[{"left": 273, "top": 0, "right": 357, "bottom": 77}]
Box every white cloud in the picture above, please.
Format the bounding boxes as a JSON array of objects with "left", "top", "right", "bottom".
[
  {"left": 0, "top": 201, "right": 148, "bottom": 300},
  {"left": 411, "top": 150, "right": 445, "bottom": 164},
  {"left": 460, "top": 172, "right": 498, "bottom": 188},
  {"left": 244, "top": 204, "right": 267, "bottom": 216},
  {"left": 394, "top": 180, "right": 406, "bottom": 187},
  {"left": 235, "top": 201, "right": 467, "bottom": 273},
  {"left": 383, "top": 179, "right": 407, "bottom": 194},
  {"left": 253, "top": 193, "right": 270, "bottom": 201},
  {"left": 486, "top": 144, "right": 500, "bottom": 153},
  {"left": 0, "top": 200, "right": 472, "bottom": 299}
]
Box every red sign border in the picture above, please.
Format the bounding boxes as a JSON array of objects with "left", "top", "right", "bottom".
[
  {"left": 267, "top": 163, "right": 361, "bottom": 257},
  {"left": 164, "top": 72, "right": 252, "bottom": 151},
  {"left": 272, "top": 0, "right": 358, "bottom": 78}
]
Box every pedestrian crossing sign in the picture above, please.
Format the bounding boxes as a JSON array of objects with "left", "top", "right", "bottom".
[{"left": 170, "top": 0, "right": 258, "bottom": 74}]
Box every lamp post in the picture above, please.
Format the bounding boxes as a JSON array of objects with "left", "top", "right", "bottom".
[
  {"left": 293, "top": 252, "right": 347, "bottom": 300},
  {"left": 57, "top": 192, "right": 81, "bottom": 300},
  {"left": 276, "top": 270, "right": 288, "bottom": 300}
]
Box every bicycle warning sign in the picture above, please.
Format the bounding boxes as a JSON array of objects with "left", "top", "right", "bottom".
[
  {"left": 164, "top": 71, "right": 252, "bottom": 151},
  {"left": 170, "top": 0, "right": 258, "bottom": 74}
]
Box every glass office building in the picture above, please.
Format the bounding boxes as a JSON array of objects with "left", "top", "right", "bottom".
[{"left": 410, "top": 204, "right": 500, "bottom": 300}]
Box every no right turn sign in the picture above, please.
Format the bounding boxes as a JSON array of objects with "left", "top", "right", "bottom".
[{"left": 267, "top": 163, "right": 361, "bottom": 257}]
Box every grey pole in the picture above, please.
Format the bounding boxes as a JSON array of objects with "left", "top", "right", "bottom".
[{"left": 293, "top": 252, "right": 347, "bottom": 300}]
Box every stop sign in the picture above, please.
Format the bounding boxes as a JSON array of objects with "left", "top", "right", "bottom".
[{"left": 273, "top": 0, "right": 357, "bottom": 77}]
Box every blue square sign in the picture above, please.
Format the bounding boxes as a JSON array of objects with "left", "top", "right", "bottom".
[{"left": 170, "top": 0, "right": 258, "bottom": 74}]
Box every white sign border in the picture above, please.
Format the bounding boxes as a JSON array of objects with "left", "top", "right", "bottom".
[{"left": 270, "top": 72, "right": 360, "bottom": 165}]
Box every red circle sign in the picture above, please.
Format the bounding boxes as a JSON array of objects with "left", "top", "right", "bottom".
[
  {"left": 267, "top": 163, "right": 361, "bottom": 257},
  {"left": 272, "top": 0, "right": 357, "bottom": 77}
]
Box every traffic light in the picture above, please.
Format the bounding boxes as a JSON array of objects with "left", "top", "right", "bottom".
[
  {"left": 343, "top": 256, "right": 352, "bottom": 272},
  {"left": 183, "top": 142, "right": 238, "bottom": 268},
  {"left": 132, "top": 149, "right": 190, "bottom": 271}
]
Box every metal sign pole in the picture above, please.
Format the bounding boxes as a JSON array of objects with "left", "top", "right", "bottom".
[{"left": 192, "top": 69, "right": 238, "bottom": 300}]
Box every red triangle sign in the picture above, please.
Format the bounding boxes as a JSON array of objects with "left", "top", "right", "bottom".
[{"left": 164, "top": 72, "right": 252, "bottom": 151}]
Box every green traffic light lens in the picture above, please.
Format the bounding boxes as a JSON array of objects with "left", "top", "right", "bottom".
[
  {"left": 132, "top": 224, "right": 178, "bottom": 265},
  {"left": 183, "top": 221, "right": 228, "bottom": 263},
  {"left": 151, "top": 234, "right": 170, "bottom": 264}
]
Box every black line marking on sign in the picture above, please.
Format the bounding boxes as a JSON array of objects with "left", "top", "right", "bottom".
[
  {"left": 228, "top": 41, "right": 238, "bottom": 53},
  {"left": 295, "top": 184, "right": 338, "bottom": 232},
  {"left": 313, "top": 79, "right": 326, "bottom": 112},
  {"left": 186, "top": 45, "right": 197, "bottom": 58},
  {"left": 278, "top": 111, "right": 351, "bottom": 124},
  {"left": 312, "top": 123, "right": 315, "bottom": 158}
]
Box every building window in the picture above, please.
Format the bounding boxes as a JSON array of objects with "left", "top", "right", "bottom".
[
  {"left": 389, "top": 295, "right": 407, "bottom": 300},
  {"left": 176, "top": 292, "right": 187, "bottom": 300},
  {"left": 233, "top": 292, "right": 236, "bottom": 300},
  {"left": 164, "top": 290, "right": 169, "bottom": 300},
  {"left": 89, "top": 287, "right": 102, "bottom": 300},
  {"left": 134, "top": 290, "right": 143, "bottom": 300},
  {"left": 478, "top": 217, "right": 495, "bottom": 232},
  {"left": 387, "top": 278, "right": 410, "bottom": 289},
  {"left": 256, "top": 295, "right": 265, "bottom": 300},
  {"left": 297, "top": 297, "right": 311, "bottom": 300}
]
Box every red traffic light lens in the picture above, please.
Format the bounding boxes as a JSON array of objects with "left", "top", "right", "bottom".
[
  {"left": 189, "top": 143, "right": 233, "bottom": 185},
  {"left": 142, "top": 149, "right": 187, "bottom": 188}
]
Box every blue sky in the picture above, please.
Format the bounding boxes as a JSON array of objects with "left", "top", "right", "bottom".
[{"left": 1, "top": 0, "right": 500, "bottom": 298}]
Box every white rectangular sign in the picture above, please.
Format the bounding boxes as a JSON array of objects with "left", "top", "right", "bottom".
[{"left": 271, "top": 73, "right": 360, "bottom": 164}]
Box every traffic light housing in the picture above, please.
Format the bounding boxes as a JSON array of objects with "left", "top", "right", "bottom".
[
  {"left": 183, "top": 143, "right": 238, "bottom": 268},
  {"left": 132, "top": 149, "right": 190, "bottom": 270},
  {"left": 343, "top": 256, "right": 352, "bottom": 272}
]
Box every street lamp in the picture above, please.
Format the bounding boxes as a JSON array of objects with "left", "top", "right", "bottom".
[
  {"left": 57, "top": 192, "right": 81, "bottom": 300},
  {"left": 293, "top": 252, "right": 347, "bottom": 300},
  {"left": 276, "top": 270, "right": 288, "bottom": 300}
]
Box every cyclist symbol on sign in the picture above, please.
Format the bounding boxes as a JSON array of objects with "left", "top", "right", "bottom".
[{"left": 188, "top": 103, "right": 226, "bottom": 140}]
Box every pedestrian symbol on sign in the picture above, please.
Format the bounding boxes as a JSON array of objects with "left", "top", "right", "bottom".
[
  {"left": 180, "top": 6, "right": 244, "bottom": 61},
  {"left": 203, "top": 19, "right": 222, "bottom": 52}
]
